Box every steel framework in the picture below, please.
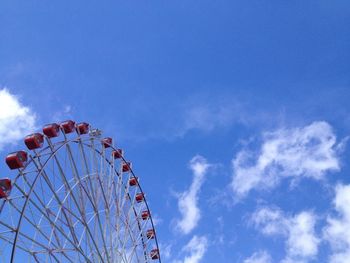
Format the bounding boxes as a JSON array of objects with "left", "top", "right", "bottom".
[{"left": 0, "top": 121, "right": 161, "bottom": 263}]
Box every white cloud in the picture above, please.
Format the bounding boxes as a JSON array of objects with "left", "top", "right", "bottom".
[
  {"left": 232, "top": 121, "right": 340, "bottom": 198},
  {"left": 324, "top": 184, "right": 350, "bottom": 263},
  {"left": 251, "top": 207, "right": 288, "bottom": 236},
  {"left": 176, "top": 155, "right": 210, "bottom": 234},
  {"left": 252, "top": 207, "right": 320, "bottom": 262},
  {"left": 283, "top": 212, "right": 320, "bottom": 262},
  {"left": 0, "top": 88, "right": 37, "bottom": 150},
  {"left": 174, "top": 235, "right": 208, "bottom": 263},
  {"left": 243, "top": 251, "right": 272, "bottom": 263}
]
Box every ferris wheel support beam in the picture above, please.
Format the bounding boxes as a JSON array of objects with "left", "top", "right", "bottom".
[
  {"left": 20, "top": 158, "right": 71, "bottom": 261},
  {"left": 8, "top": 153, "right": 68, "bottom": 263},
  {"left": 6, "top": 140, "right": 93, "bottom": 262},
  {"left": 30, "top": 156, "right": 90, "bottom": 262},
  {"left": 92, "top": 148, "right": 141, "bottom": 262},
  {"left": 90, "top": 139, "right": 115, "bottom": 259},
  {"left": 78, "top": 138, "right": 116, "bottom": 261},
  {"left": 10, "top": 179, "right": 84, "bottom": 263},
  {"left": 38, "top": 140, "right": 90, "bottom": 246},
  {"left": 46, "top": 140, "right": 105, "bottom": 263},
  {"left": 0, "top": 234, "right": 43, "bottom": 257},
  {"left": 6, "top": 200, "right": 62, "bottom": 263},
  {"left": 46, "top": 174, "right": 104, "bottom": 261},
  {"left": 65, "top": 139, "right": 112, "bottom": 263},
  {"left": 77, "top": 141, "right": 104, "bottom": 262},
  {"left": 99, "top": 150, "right": 142, "bottom": 262},
  {"left": 7, "top": 194, "right": 60, "bottom": 252},
  {"left": 93, "top": 145, "right": 149, "bottom": 263},
  {"left": 100, "top": 146, "right": 112, "bottom": 260},
  {"left": 31, "top": 155, "right": 85, "bottom": 244}
]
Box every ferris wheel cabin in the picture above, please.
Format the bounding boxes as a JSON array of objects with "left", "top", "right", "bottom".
[
  {"left": 0, "top": 178, "right": 12, "bottom": 199},
  {"left": 5, "top": 151, "right": 28, "bottom": 170},
  {"left": 150, "top": 249, "right": 160, "bottom": 260},
  {"left": 43, "top": 123, "right": 60, "bottom": 138},
  {"left": 129, "top": 177, "right": 138, "bottom": 186},
  {"left": 146, "top": 229, "right": 155, "bottom": 239},
  {"left": 112, "top": 149, "right": 123, "bottom": 159},
  {"left": 135, "top": 193, "right": 144, "bottom": 203},
  {"left": 76, "top": 122, "right": 90, "bottom": 134},
  {"left": 24, "top": 133, "right": 44, "bottom": 150},
  {"left": 122, "top": 162, "right": 132, "bottom": 172},
  {"left": 102, "top": 137, "right": 113, "bottom": 148},
  {"left": 141, "top": 210, "right": 150, "bottom": 220},
  {"left": 60, "top": 120, "right": 76, "bottom": 134}
]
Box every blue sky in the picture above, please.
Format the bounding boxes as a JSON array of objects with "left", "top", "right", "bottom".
[{"left": 1, "top": 1, "right": 350, "bottom": 262}]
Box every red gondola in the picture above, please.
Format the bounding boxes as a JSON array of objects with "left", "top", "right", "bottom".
[
  {"left": 24, "top": 133, "right": 44, "bottom": 150},
  {"left": 146, "top": 229, "right": 155, "bottom": 239},
  {"left": 76, "top": 122, "right": 89, "bottom": 135},
  {"left": 43, "top": 123, "right": 60, "bottom": 138},
  {"left": 122, "top": 162, "right": 132, "bottom": 172},
  {"left": 112, "top": 149, "right": 123, "bottom": 159},
  {"left": 129, "top": 177, "right": 138, "bottom": 186},
  {"left": 0, "top": 178, "right": 12, "bottom": 199},
  {"left": 141, "top": 210, "right": 149, "bottom": 220},
  {"left": 102, "top": 137, "right": 112, "bottom": 148},
  {"left": 150, "top": 249, "right": 159, "bottom": 260},
  {"left": 60, "top": 120, "right": 76, "bottom": 134},
  {"left": 135, "top": 193, "right": 144, "bottom": 203},
  {"left": 5, "top": 151, "right": 28, "bottom": 169}
]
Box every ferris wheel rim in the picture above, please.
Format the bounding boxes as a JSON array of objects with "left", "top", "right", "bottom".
[{"left": 0, "top": 122, "right": 161, "bottom": 263}]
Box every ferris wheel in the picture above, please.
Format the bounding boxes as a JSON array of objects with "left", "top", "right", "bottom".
[{"left": 0, "top": 120, "right": 161, "bottom": 263}]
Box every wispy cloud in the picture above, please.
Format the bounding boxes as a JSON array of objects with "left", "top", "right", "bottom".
[
  {"left": 232, "top": 121, "right": 341, "bottom": 198},
  {"left": 173, "top": 235, "right": 208, "bottom": 263},
  {"left": 111, "top": 95, "right": 252, "bottom": 143},
  {"left": 177, "top": 101, "right": 244, "bottom": 137},
  {"left": 51, "top": 104, "right": 73, "bottom": 122},
  {"left": 324, "top": 184, "right": 350, "bottom": 263},
  {"left": 176, "top": 155, "right": 210, "bottom": 235},
  {"left": 243, "top": 250, "right": 272, "bottom": 263},
  {"left": 0, "top": 88, "right": 37, "bottom": 150},
  {"left": 251, "top": 207, "right": 320, "bottom": 262},
  {"left": 159, "top": 242, "right": 172, "bottom": 261},
  {"left": 151, "top": 214, "right": 163, "bottom": 226}
]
